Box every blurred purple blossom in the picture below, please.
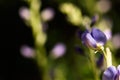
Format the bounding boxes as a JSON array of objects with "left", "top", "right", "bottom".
[
  {"left": 20, "top": 45, "right": 35, "bottom": 58},
  {"left": 112, "top": 34, "right": 120, "bottom": 49},
  {"left": 51, "top": 43, "right": 66, "bottom": 58},
  {"left": 19, "top": 7, "right": 30, "bottom": 20},
  {"left": 41, "top": 8, "right": 55, "bottom": 21},
  {"left": 96, "top": 0, "right": 111, "bottom": 13}
]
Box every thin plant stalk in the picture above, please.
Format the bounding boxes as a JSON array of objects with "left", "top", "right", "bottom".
[{"left": 27, "top": 0, "right": 50, "bottom": 80}]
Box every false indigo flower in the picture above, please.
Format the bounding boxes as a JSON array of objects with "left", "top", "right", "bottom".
[
  {"left": 102, "top": 65, "right": 120, "bottom": 80},
  {"left": 51, "top": 43, "right": 66, "bottom": 58},
  {"left": 20, "top": 45, "right": 35, "bottom": 58},
  {"left": 41, "top": 7, "right": 55, "bottom": 22},
  {"left": 81, "top": 28, "right": 107, "bottom": 50},
  {"left": 19, "top": 7, "right": 30, "bottom": 21}
]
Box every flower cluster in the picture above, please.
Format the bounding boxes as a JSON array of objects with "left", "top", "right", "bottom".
[{"left": 80, "top": 18, "right": 118, "bottom": 80}]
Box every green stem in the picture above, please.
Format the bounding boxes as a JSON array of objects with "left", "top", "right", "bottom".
[
  {"left": 100, "top": 47, "right": 112, "bottom": 68},
  {"left": 35, "top": 47, "right": 50, "bottom": 80},
  {"left": 27, "top": 0, "right": 50, "bottom": 80},
  {"left": 89, "top": 50, "right": 99, "bottom": 80}
]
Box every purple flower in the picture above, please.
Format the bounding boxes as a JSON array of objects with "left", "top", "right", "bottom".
[
  {"left": 41, "top": 7, "right": 55, "bottom": 21},
  {"left": 19, "top": 7, "right": 30, "bottom": 20},
  {"left": 102, "top": 65, "right": 120, "bottom": 80},
  {"left": 20, "top": 45, "right": 35, "bottom": 58},
  {"left": 51, "top": 43, "right": 66, "bottom": 58},
  {"left": 81, "top": 28, "right": 107, "bottom": 49}
]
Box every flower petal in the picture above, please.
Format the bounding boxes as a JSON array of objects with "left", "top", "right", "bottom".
[
  {"left": 85, "top": 33, "right": 97, "bottom": 49},
  {"left": 102, "top": 66, "right": 117, "bottom": 80},
  {"left": 91, "top": 28, "right": 107, "bottom": 45},
  {"left": 81, "top": 30, "right": 89, "bottom": 45}
]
